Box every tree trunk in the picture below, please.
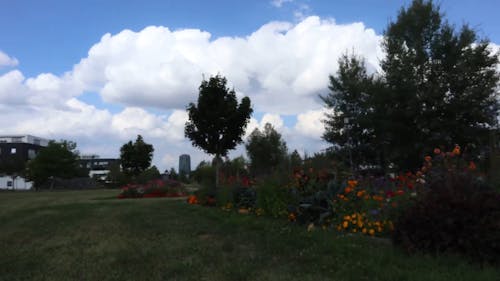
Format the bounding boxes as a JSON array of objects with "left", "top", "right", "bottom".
[{"left": 215, "top": 153, "right": 220, "bottom": 189}]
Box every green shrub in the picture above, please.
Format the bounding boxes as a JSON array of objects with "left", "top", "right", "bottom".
[{"left": 256, "top": 181, "right": 290, "bottom": 217}]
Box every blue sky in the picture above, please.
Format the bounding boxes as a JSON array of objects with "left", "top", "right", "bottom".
[{"left": 0, "top": 0, "right": 499, "bottom": 171}]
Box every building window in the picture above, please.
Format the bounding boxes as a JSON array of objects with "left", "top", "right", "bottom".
[
  {"left": 11, "top": 148, "right": 16, "bottom": 154},
  {"left": 28, "top": 149, "right": 36, "bottom": 159},
  {"left": 7, "top": 181, "right": 12, "bottom": 187},
  {"left": 34, "top": 139, "right": 41, "bottom": 146}
]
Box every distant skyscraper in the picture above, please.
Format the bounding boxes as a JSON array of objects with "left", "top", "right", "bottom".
[{"left": 179, "top": 154, "right": 191, "bottom": 176}]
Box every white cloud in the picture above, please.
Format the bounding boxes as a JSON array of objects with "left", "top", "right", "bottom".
[
  {"left": 271, "top": 0, "right": 293, "bottom": 8},
  {"left": 0, "top": 50, "right": 18, "bottom": 67},
  {"left": 294, "top": 109, "right": 327, "bottom": 139},
  {"left": 0, "top": 16, "right": 391, "bottom": 170},
  {"left": 68, "top": 16, "right": 383, "bottom": 115}
]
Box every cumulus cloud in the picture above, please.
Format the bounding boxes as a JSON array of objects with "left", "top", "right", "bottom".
[
  {"left": 0, "top": 16, "right": 389, "bottom": 169},
  {"left": 294, "top": 109, "right": 327, "bottom": 139},
  {"left": 69, "top": 16, "right": 383, "bottom": 115},
  {"left": 0, "top": 50, "right": 18, "bottom": 67}
]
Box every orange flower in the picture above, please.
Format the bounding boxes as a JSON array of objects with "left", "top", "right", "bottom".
[
  {"left": 187, "top": 195, "right": 198, "bottom": 204},
  {"left": 372, "top": 195, "right": 384, "bottom": 202},
  {"left": 344, "top": 187, "right": 353, "bottom": 194},
  {"left": 433, "top": 148, "right": 441, "bottom": 154},
  {"left": 357, "top": 190, "right": 365, "bottom": 197},
  {"left": 342, "top": 221, "right": 349, "bottom": 228},
  {"left": 452, "top": 145, "right": 460, "bottom": 156},
  {"left": 424, "top": 156, "right": 431, "bottom": 162},
  {"left": 368, "top": 229, "right": 375, "bottom": 236},
  {"left": 468, "top": 161, "right": 476, "bottom": 171},
  {"left": 288, "top": 213, "right": 296, "bottom": 222},
  {"left": 347, "top": 180, "right": 358, "bottom": 188}
]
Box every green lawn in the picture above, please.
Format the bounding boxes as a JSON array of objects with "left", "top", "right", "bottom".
[{"left": 0, "top": 190, "right": 497, "bottom": 281}]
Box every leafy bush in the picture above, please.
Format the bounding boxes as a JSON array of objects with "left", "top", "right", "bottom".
[
  {"left": 256, "top": 180, "right": 291, "bottom": 218},
  {"left": 232, "top": 186, "right": 257, "bottom": 209},
  {"left": 392, "top": 147, "right": 500, "bottom": 264}
]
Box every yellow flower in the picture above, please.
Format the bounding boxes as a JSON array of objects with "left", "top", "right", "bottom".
[
  {"left": 369, "top": 229, "right": 375, "bottom": 236},
  {"left": 377, "top": 227, "right": 383, "bottom": 233},
  {"left": 362, "top": 228, "right": 367, "bottom": 234},
  {"left": 344, "top": 215, "right": 351, "bottom": 221},
  {"left": 343, "top": 221, "right": 349, "bottom": 228},
  {"left": 307, "top": 223, "right": 315, "bottom": 232},
  {"left": 357, "top": 221, "right": 364, "bottom": 228}
]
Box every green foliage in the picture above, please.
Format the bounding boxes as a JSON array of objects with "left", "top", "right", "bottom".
[
  {"left": 26, "top": 140, "right": 83, "bottom": 188},
  {"left": 322, "top": 0, "right": 500, "bottom": 171},
  {"left": 120, "top": 135, "right": 154, "bottom": 177},
  {"left": 185, "top": 75, "right": 253, "bottom": 158},
  {"left": 246, "top": 123, "right": 288, "bottom": 176},
  {"left": 185, "top": 75, "right": 253, "bottom": 187},
  {"left": 105, "top": 162, "right": 128, "bottom": 188},
  {"left": 289, "top": 150, "right": 302, "bottom": 170},
  {"left": 136, "top": 166, "right": 161, "bottom": 184},
  {"left": 192, "top": 161, "right": 215, "bottom": 186},
  {"left": 321, "top": 54, "right": 377, "bottom": 169},
  {"left": 256, "top": 180, "right": 291, "bottom": 218}
]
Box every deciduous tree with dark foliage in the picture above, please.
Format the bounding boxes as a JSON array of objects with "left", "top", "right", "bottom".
[
  {"left": 120, "top": 135, "right": 154, "bottom": 178},
  {"left": 26, "top": 140, "right": 84, "bottom": 189},
  {"left": 246, "top": 123, "right": 288, "bottom": 176},
  {"left": 185, "top": 75, "right": 252, "bottom": 187}
]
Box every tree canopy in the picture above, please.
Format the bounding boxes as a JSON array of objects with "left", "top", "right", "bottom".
[
  {"left": 185, "top": 75, "right": 253, "bottom": 157},
  {"left": 120, "top": 135, "right": 154, "bottom": 177},
  {"left": 26, "top": 140, "right": 83, "bottom": 188},
  {"left": 185, "top": 75, "right": 252, "bottom": 186},
  {"left": 322, "top": 0, "right": 500, "bottom": 171},
  {"left": 246, "top": 123, "right": 288, "bottom": 176}
]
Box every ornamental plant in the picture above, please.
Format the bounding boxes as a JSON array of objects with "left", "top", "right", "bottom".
[
  {"left": 392, "top": 146, "right": 500, "bottom": 264},
  {"left": 117, "top": 179, "right": 187, "bottom": 199}
]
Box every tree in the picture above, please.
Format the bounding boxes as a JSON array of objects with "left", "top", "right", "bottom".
[
  {"left": 120, "top": 135, "right": 154, "bottom": 178},
  {"left": 321, "top": 54, "right": 377, "bottom": 169},
  {"left": 245, "top": 123, "right": 288, "bottom": 176},
  {"left": 26, "top": 140, "right": 82, "bottom": 188},
  {"left": 323, "top": 0, "right": 500, "bottom": 171},
  {"left": 185, "top": 75, "right": 253, "bottom": 187},
  {"left": 137, "top": 165, "right": 161, "bottom": 183},
  {"left": 290, "top": 150, "right": 303, "bottom": 169}
]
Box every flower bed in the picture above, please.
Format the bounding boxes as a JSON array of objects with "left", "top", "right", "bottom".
[{"left": 118, "top": 179, "right": 187, "bottom": 199}]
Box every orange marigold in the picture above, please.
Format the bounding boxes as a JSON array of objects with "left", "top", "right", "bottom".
[{"left": 452, "top": 145, "right": 461, "bottom": 156}]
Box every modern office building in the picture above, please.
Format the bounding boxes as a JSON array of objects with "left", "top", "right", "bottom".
[
  {"left": 0, "top": 135, "right": 50, "bottom": 189},
  {"left": 78, "top": 154, "right": 120, "bottom": 182},
  {"left": 0, "top": 135, "right": 50, "bottom": 164},
  {"left": 179, "top": 154, "right": 191, "bottom": 176}
]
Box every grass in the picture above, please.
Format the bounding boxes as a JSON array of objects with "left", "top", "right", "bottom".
[{"left": 0, "top": 190, "right": 497, "bottom": 281}]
